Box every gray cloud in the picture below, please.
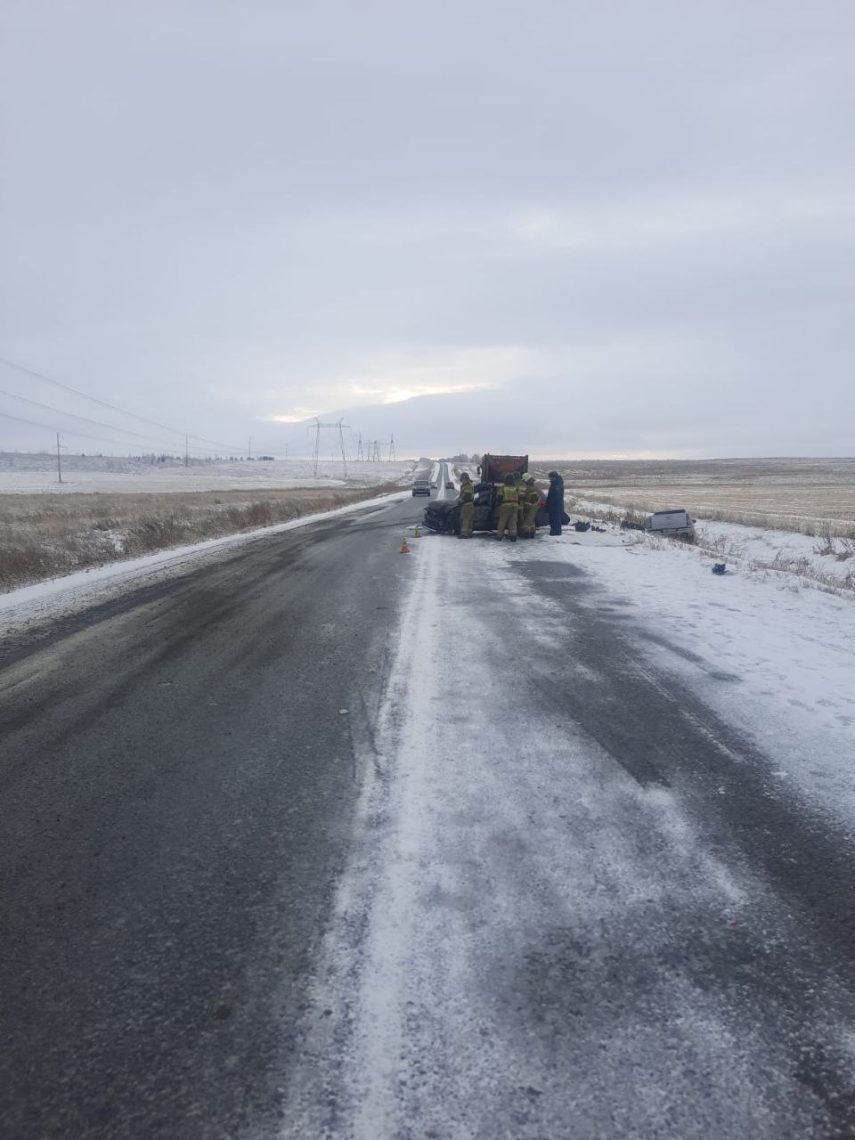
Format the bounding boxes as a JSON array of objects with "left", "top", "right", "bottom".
[{"left": 1, "top": 0, "right": 853, "bottom": 458}]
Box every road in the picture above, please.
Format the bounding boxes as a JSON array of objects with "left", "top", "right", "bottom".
[{"left": 3, "top": 487, "right": 855, "bottom": 1139}]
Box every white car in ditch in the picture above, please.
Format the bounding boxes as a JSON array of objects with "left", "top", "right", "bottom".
[{"left": 647, "top": 508, "right": 696, "bottom": 541}]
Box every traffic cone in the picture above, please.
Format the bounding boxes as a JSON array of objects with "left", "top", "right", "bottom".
[
  {"left": 414, "top": 524, "right": 421, "bottom": 539},
  {"left": 400, "top": 537, "right": 410, "bottom": 554}
]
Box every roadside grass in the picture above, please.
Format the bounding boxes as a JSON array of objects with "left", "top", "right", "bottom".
[
  {"left": 0, "top": 485, "right": 399, "bottom": 593},
  {"left": 530, "top": 457, "right": 855, "bottom": 539}
]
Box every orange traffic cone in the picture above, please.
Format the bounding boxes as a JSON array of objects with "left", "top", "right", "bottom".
[{"left": 400, "top": 537, "right": 410, "bottom": 554}]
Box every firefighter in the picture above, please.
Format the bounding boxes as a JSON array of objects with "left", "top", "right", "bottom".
[
  {"left": 495, "top": 473, "right": 520, "bottom": 541},
  {"left": 457, "top": 471, "right": 475, "bottom": 538},
  {"left": 546, "top": 470, "right": 565, "bottom": 535},
  {"left": 519, "top": 472, "right": 540, "bottom": 538}
]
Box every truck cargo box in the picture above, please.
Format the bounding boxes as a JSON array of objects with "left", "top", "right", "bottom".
[{"left": 478, "top": 454, "right": 528, "bottom": 483}]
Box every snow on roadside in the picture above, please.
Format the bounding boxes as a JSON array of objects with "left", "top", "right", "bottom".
[
  {"left": 505, "top": 527, "right": 855, "bottom": 823},
  {"left": 575, "top": 496, "right": 855, "bottom": 589},
  {"left": 694, "top": 518, "right": 855, "bottom": 585},
  {"left": 0, "top": 490, "right": 408, "bottom": 639}
]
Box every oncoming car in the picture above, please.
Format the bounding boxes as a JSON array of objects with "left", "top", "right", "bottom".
[{"left": 412, "top": 479, "right": 432, "bottom": 497}]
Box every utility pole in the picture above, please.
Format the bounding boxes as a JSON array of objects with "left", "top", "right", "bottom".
[
  {"left": 357, "top": 432, "right": 364, "bottom": 462},
  {"left": 56, "top": 433, "right": 63, "bottom": 484}
]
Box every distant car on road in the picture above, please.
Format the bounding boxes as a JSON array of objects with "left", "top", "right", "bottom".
[
  {"left": 445, "top": 480, "right": 454, "bottom": 490},
  {"left": 412, "top": 479, "right": 432, "bottom": 497}
]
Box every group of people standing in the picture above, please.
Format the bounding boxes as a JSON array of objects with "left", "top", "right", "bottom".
[{"left": 456, "top": 469, "right": 565, "bottom": 541}]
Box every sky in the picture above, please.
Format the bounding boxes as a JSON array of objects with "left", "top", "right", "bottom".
[{"left": 1, "top": 0, "right": 853, "bottom": 459}]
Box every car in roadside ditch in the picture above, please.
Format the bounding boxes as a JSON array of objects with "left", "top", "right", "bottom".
[
  {"left": 647, "top": 508, "right": 696, "bottom": 541},
  {"left": 412, "top": 479, "right": 432, "bottom": 497}
]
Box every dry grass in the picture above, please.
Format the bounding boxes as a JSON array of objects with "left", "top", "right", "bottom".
[
  {"left": 0, "top": 485, "right": 398, "bottom": 594},
  {"left": 530, "top": 458, "right": 855, "bottom": 537}
]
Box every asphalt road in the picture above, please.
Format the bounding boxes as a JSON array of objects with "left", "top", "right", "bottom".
[
  {"left": 3, "top": 486, "right": 855, "bottom": 1139},
  {"left": 0, "top": 494, "right": 423, "bottom": 1139}
]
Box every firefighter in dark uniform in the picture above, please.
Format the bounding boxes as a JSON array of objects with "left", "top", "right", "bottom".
[
  {"left": 457, "top": 472, "right": 475, "bottom": 538},
  {"left": 546, "top": 470, "right": 565, "bottom": 535},
  {"left": 495, "top": 474, "right": 520, "bottom": 541},
  {"left": 519, "top": 473, "right": 541, "bottom": 538}
]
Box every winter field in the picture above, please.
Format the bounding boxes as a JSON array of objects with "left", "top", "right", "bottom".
[
  {"left": 526, "top": 456, "right": 855, "bottom": 598},
  {"left": 0, "top": 451, "right": 418, "bottom": 495},
  {"left": 0, "top": 452, "right": 418, "bottom": 593},
  {"left": 530, "top": 456, "right": 855, "bottom": 536}
]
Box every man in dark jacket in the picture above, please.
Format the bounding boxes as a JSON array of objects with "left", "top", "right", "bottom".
[{"left": 546, "top": 470, "right": 564, "bottom": 536}]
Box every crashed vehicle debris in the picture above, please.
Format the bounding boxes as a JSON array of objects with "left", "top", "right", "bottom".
[{"left": 422, "top": 454, "right": 567, "bottom": 535}]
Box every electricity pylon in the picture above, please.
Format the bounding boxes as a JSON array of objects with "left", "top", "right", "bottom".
[{"left": 312, "top": 418, "right": 350, "bottom": 477}]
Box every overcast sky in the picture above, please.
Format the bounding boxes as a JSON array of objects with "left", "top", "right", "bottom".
[{"left": 1, "top": 0, "right": 853, "bottom": 459}]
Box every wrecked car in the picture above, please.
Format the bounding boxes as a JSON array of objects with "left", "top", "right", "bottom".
[
  {"left": 647, "top": 508, "right": 696, "bottom": 541},
  {"left": 422, "top": 453, "right": 565, "bottom": 535}
]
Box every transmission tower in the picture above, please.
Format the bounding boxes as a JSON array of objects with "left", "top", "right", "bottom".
[
  {"left": 312, "top": 418, "right": 350, "bottom": 477},
  {"left": 388, "top": 433, "right": 396, "bottom": 462},
  {"left": 356, "top": 432, "right": 364, "bottom": 462}
]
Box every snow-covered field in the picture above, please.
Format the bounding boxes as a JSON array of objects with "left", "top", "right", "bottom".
[{"left": 0, "top": 452, "right": 418, "bottom": 494}]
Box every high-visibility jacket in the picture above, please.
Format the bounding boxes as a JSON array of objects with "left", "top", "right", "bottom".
[
  {"left": 521, "top": 483, "right": 540, "bottom": 508},
  {"left": 497, "top": 484, "right": 519, "bottom": 506},
  {"left": 458, "top": 480, "right": 474, "bottom": 504}
]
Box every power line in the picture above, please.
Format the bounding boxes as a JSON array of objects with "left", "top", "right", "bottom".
[
  {"left": 0, "top": 409, "right": 223, "bottom": 457},
  {"left": 0, "top": 355, "right": 190, "bottom": 438},
  {"left": 0, "top": 385, "right": 184, "bottom": 450},
  {"left": 0, "top": 354, "right": 247, "bottom": 455}
]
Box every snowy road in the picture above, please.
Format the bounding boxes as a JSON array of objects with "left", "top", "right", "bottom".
[
  {"left": 282, "top": 530, "right": 855, "bottom": 1140},
  {"left": 3, "top": 494, "right": 855, "bottom": 1138}
]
